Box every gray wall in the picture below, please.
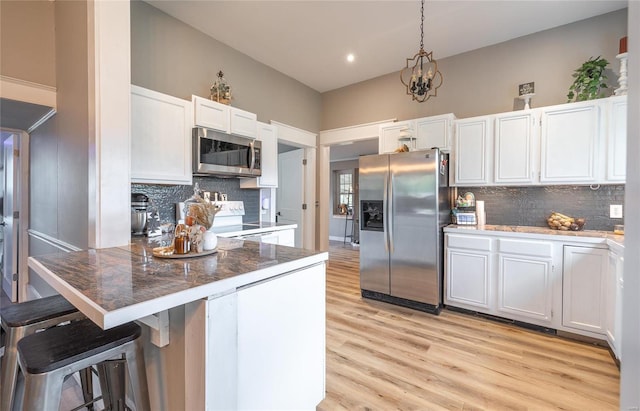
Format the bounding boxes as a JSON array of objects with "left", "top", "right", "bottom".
[
  {"left": 26, "top": 1, "right": 92, "bottom": 296},
  {"left": 460, "top": 185, "right": 624, "bottom": 231},
  {"left": 0, "top": 1, "right": 56, "bottom": 86},
  {"left": 321, "top": 9, "right": 628, "bottom": 130},
  {"left": 131, "top": 0, "right": 322, "bottom": 133}
]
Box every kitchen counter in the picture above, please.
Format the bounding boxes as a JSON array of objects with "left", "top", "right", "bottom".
[
  {"left": 444, "top": 224, "right": 624, "bottom": 250},
  {"left": 28, "top": 235, "right": 324, "bottom": 329},
  {"left": 27, "top": 236, "right": 328, "bottom": 409}
]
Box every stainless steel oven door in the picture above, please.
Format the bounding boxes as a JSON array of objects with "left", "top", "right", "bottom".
[{"left": 193, "top": 128, "right": 262, "bottom": 177}]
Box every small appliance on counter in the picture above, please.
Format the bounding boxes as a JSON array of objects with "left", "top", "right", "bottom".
[
  {"left": 131, "top": 193, "right": 149, "bottom": 235},
  {"left": 131, "top": 193, "right": 161, "bottom": 237},
  {"left": 451, "top": 192, "right": 477, "bottom": 225}
]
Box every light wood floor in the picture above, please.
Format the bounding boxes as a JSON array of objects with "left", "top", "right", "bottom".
[{"left": 317, "top": 241, "right": 620, "bottom": 410}]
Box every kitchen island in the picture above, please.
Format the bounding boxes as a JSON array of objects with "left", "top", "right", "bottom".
[{"left": 28, "top": 236, "right": 328, "bottom": 410}]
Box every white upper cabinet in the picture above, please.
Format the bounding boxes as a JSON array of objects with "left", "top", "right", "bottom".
[
  {"left": 193, "top": 95, "right": 229, "bottom": 132},
  {"left": 494, "top": 111, "right": 538, "bottom": 185},
  {"left": 229, "top": 106, "right": 258, "bottom": 139},
  {"left": 415, "top": 113, "right": 456, "bottom": 151},
  {"left": 378, "top": 120, "right": 414, "bottom": 154},
  {"left": 193, "top": 95, "right": 257, "bottom": 139},
  {"left": 379, "top": 114, "right": 455, "bottom": 154},
  {"left": 607, "top": 95, "right": 627, "bottom": 182},
  {"left": 131, "top": 85, "right": 192, "bottom": 185},
  {"left": 540, "top": 101, "right": 601, "bottom": 184},
  {"left": 240, "top": 122, "right": 278, "bottom": 188},
  {"left": 452, "top": 116, "right": 492, "bottom": 186}
]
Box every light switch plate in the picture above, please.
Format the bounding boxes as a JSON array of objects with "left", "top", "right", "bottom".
[{"left": 610, "top": 204, "right": 623, "bottom": 219}]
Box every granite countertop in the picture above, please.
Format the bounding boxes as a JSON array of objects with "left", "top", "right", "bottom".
[
  {"left": 444, "top": 224, "right": 624, "bottom": 248},
  {"left": 28, "top": 236, "right": 327, "bottom": 329}
]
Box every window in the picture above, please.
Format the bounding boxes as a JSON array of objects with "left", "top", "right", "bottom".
[{"left": 334, "top": 169, "right": 353, "bottom": 215}]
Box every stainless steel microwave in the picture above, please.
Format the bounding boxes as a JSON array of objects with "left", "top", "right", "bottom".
[{"left": 192, "top": 127, "right": 261, "bottom": 177}]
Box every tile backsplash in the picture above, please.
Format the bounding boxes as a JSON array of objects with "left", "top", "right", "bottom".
[
  {"left": 458, "top": 185, "right": 625, "bottom": 231},
  {"left": 132, "top": 176, "right": 260, "bottom": 225}
]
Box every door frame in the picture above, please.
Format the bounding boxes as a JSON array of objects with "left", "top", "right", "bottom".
[
  {"left": 1, "top": 128, "right": 30, "bottom": 302},
  {"left": 272, "top": 121, "right": 317, "bottom": 250},
  {"left": 318, "top": 119, "right": 394, "bottom": 251}
]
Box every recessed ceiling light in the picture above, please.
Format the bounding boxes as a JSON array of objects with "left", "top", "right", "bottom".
[{"left": 346, "top": 53, "right": 355, "bottom": 63}]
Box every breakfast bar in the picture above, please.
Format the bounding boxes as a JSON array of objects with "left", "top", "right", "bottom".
[{"left": 28, "top": 237, "right": 328, "bottom": 410}]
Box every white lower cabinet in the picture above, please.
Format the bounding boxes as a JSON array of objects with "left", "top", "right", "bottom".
[
  {"left": 236, "top": 263, "right": 325, "bottom": 410},
  {"left": 446, "top": 230, "right": 623, "bottom": 351},
  {"left": 497, "top": 239, "right": 553, "bottom": 326},
  {"left": 445, "top": 234, "right": 493, "bottom": 312},
  {"left": 562, "top": 245, "right": 608, "bottom": 335},
  {"left": 606, "top": 249, "right": 624, "bottom": 359},
  {"left": 186, "top": 263, "right": 326, "bottom": 410}
]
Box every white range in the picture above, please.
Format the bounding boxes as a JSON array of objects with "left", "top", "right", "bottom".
[{"left": 195, "top": 201, "right": 296, "bottom": 247}]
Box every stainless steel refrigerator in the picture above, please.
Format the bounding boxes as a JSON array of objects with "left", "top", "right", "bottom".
[{"left": 359, "top": 148, "right": 450, "bottom": 314}]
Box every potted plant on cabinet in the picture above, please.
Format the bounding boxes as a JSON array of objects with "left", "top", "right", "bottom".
[{"left": 567, "top": 56, "right": 610, "bottom": 102}]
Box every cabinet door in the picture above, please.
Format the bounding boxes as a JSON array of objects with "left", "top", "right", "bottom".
[
  {"left": 240, "top": 122, "right": 278, "bottom": 188},
  {"left": 193, "top": 95, "right": 229, "bottom": 131},
  {"left": 237, "top": 263, "right": 325, "bottom": 410},
  {"left": 498, "top": 254, "right": 552, "bottom": 324},
  {"left": 378, "top": 120, "right": 414, "bottom": 154},
  {"left": 607, "top": 96, "right": 626, "bottom": 182},
  {"left": 415, "top": 114, "right": 454, "bottom": 151},
  {"left": 230, "top": 107, "right": 257, "bottom": 138},
  {"left": 257, "top": 122, "right": 278, "bottom": 186},
  {"left": 562, "top": 245, "right": 608, "bottom": 334},
  {"left": 453, "top": 117, "right": 492, "bottom": 185},
  {"left": 131, "top": 85, "right": 192, "bottom": 185},
  {"left": 494, "top": 112, "right": 537, "bottom": 184},
  {"left": 540, "top": 102, "right": 600, "bottom": 183},
  {"left": 606, "top": 251, "right": 624, "bottom": 358},
  {"left": 446, "top": 250, "right": 491, "bottom": 310}
]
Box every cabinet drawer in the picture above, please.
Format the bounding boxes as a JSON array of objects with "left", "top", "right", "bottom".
[
  {"left": 498, "top": 239, "right": 552, "bottom": 258},
  {"left": 446, "top": 234, "right": 492, "bottom": 251}
]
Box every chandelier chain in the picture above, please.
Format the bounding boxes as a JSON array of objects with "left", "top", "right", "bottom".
[{"left": 419, "top": 0, "right": 424, "bottom": 50}]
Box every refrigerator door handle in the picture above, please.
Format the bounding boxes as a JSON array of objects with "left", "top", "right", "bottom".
[
  {"left": 383, "top": 171, "right": 389, "bottom": 252},
  {"left": 388, "top": 172, "right": 394, "bottom": 253}
]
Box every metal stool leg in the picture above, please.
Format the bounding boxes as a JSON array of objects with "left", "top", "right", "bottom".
[
  {"left": 124, "top": 339, "right": 151, "bottom": 411},
  {"left": 80, "top": 367, "right": 95, "bottom": 411},
  {"left": 98, "top": 359, "right": 127, "bottom": 411},
  {"left": 21, "top": 368, "right": 65, "bottom": 411},
  {"left": 0, "top": 326, "right": 26, "bottom": 411}
]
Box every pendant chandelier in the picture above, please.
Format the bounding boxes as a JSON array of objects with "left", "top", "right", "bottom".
[{"left": 400, "top": 0, "right": 443, "bottom": 103}]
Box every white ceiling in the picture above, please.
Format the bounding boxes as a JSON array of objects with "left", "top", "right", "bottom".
[{"left": 145, "top": 0, "right": 626, "bottom": 93}]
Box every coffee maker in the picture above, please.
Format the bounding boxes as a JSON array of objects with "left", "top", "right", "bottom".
[{"left": 131, "top": 193, "right": 149, "bottom": 235}]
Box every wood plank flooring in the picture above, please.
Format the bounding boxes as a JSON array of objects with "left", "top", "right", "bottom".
[{"left": 317, "top": 241, "right": 619, "bottom": 411}]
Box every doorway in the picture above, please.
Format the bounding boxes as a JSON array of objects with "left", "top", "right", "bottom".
[
  {"left": 1, "top": 129, "right": 28, "bottom": 302},
  {"left": 277, "top": 147, "right": 304, "bottom": 248}
]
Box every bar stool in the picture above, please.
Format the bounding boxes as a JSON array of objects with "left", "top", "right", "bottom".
[
  {"left": 0, "top": 294, "right": 86, "bottom": 411},
  {"left": 17, "top": 318, "right": 150, "bottom": 411}
]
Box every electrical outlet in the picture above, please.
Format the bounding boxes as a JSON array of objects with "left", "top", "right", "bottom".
[{"left": 610, "top": 204, "right": 623, "bottom": 219}]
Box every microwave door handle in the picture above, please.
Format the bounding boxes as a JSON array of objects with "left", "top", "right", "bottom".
[{"left": 248, "top": 141, "right": 256, "bottom": 171}]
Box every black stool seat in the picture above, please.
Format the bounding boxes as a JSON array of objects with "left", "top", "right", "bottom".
[
  {"left": 1, "top": 294, "right": 78, "bottom": 327},
  {"left": 18, "top": 319, "right": 141, "bottom": 374}
]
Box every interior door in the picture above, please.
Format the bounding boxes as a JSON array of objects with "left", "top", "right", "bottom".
[
  {"left": 1, "top": 132, "right": 19, "bottom": 302},
  {"left": 276, "top": 149, "right": 304, "bottom": 247}
]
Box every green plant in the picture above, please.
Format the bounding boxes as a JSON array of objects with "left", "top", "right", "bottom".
[{"left": 567, "top": 56, "right": 610, "bottom": 102}]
